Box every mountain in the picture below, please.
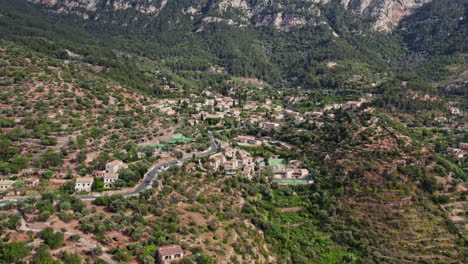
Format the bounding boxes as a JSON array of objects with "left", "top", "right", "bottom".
[{"left": 31, "top": 0, "right": 431, "bottom": 31}]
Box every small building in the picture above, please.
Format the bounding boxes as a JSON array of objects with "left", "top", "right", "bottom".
[
  {"left": 26, "top": 178, "right": 40, "bottom": 187},
  {"left": 75, "top": 177, "right": 94, "bottom": 192},
  {"left": 0, "top": 180, "right": 14, "bottom": 190},
  {"left": 273, "top": 113, "right": 284, "bottom": 120},
  {"left": 243, "top": 103, "right": 257, "bottom": 110},
  {"left": 238, "top": 149, "right": 251, "bottom": 158},
  {"left": 228, "top": 109, "right": 241, "bottom": 117},
  {"left": 447, "top": 147, "right": 462, "bottom": 154},
  {"left": 448, "top": 106, "right": 461, "bottom": 115},
  {"left": 224, "top": 147, "right": 236, "bottom": 158},
  {"left": 246, "top": 138, "right": 262, "bottom": 146},
  {"left": 20, "top": 168, "right": 34, "bottom": 176},
  {"left": 160, "top": 107, "right": 176, "bottom": 116},
  {"left": 259, "top": 136, "right": 273, "bottom": 142},
  {"left": 209, "top": 153, "right": 226, "bottom": 170},
  {"left": 459, "top": 143, "right": 468, "bottom": 150},
  {"left": 342, "top": 101, "right": 364, "bottom": 111},
  {"left": 304, "top": 111, "right": 323, "bottom": 118},
  {"left": 269, "top": 158, "right": 286, "bottom": 175},
  {"left": 235, "top": 135, "right": 256, "bottom": 144},
  {"left": 242, "top": 165, "right": 255, "bottom": 179},
  {"left": 156, "top": 245, "right": 184, "bottom": 264},
  {"left": 103, "top": 175, "right": 118, "bottom": 188},
  {"left": 288, "top": 160, "right": 302, "bottom": 169},
  {"left": 105, "top": 160, "right": 128, "bottom": 175},
  {"left": 260, "top": 122, "right": 280, "bottom": 130},
  {"left": 240, "top": 157, "right": 254, "bottom": 167},
  {"left": 224, "top": 160, "right": 238, "bottom": 171},
  {"left": 447, "top": 148, "right": 464, "bottom": 159},
  {"left": 235, "top": 136, "right": 262, "bottom": 146},
  {"left": 256, "top": 157, "right": 266, "bottom": 168},
  {"left": 286, "top": 169, "right": 309, "bottom": 179}
]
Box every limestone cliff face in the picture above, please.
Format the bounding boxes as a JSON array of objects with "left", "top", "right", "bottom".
[
  {"left": 30, "top": 0, "right": 163, "bottom": 15},
  {"left": 30, "top": 0, "right": 432, "bottom": 31},
  {"left": 340, "top": 0, "right": 432, "bottom": 31}
]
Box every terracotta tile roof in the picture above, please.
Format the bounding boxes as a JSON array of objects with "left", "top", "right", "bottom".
[{"left": 157, "top": 245, "right": 183, "bottom": 256}]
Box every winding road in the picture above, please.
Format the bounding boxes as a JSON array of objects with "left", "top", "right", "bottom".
[
  {"left": 3, "top": 132, "right": 217, "bottom": 264},
  {"left": 0, "top": 131, "right": 217, "bottom": 204}
]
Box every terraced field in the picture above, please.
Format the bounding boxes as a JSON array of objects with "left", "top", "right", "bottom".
[{"left": 344, "top": 189, "right": 465, "bottom": 263}]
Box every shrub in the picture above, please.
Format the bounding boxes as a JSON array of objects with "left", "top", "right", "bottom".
[{"left": 41, "top": 227, "right": 64, "bottom": 249}]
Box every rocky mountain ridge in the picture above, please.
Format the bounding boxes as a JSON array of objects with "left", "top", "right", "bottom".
[{"left": 31, "top": 0, "right": 432, "bottom": 31}]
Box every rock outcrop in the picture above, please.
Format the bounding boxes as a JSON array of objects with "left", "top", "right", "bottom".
[{"left": 30, "top": 0, "right": 433, "bottom": 32}]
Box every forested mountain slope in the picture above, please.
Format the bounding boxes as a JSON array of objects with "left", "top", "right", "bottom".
[{"left": 15, "top": 0, "right": 464, "bottom": 90}]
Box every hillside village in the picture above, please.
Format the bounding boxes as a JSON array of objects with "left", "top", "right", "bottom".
[
  {"left": 1, "top": 71, "right": 466, "bottom": 197},
  {"left": 0, "top": 87, "right": 376, "bottom": 199},
  {"left": 0, "top": 1, "right": 467, "bottom": 260}
]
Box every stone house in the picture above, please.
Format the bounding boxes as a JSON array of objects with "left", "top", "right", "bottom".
[
  {"left": 104, "top": 175, "right": 119, "bottom": 188},
  {"left": 224, "top": 160, "right": 238, "bottom": 170},
  {"left": 342, "top": 101, "right": 364, "bottom": 111},
  {"left": 238, "top": 150, "right": 251, "bottom": 158},
  {"left": 26, "top": 177, "right": 40, "bottom": 187},
  {"left": 105, "top": 160, "right": 128, "bottom": 175},
  {"left": 285, "top": 169, "right": 309, "bottom": 179},
  {"left": 242, "top": 165, "right": 255, "bottom": 179},
  {"left": 240, "top": 157, "right": 254, "bottom": 167},
  {"left": 209, "top": 153, "right": 226, "bottom": 170},
  {"left": 459, "top": 143, "right": 468, "bottom": 150},
  {"left": 260, "top": 122, "right": 280, "bottom": 130},
  {"left": 224, "top": 147, "right": 236, "bottom": 158},
  {"left": 243, "top": 103, "right": 257, "bottom": 110},
  {"left": 156, "top": 245, "right": 184, "bottom": 264},
  {"left": 235, "top": 135, "right": 256, "bottom": 144}
]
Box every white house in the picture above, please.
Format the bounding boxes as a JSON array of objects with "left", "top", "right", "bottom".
[
  {"left": 75, "top": 177, "right": 94, "bottom": 192},
  {"left": 157, "top": 245, "right": 184, "bottom": 264},
  {"left": 0, "top": 180, "right": 14, "bottom": 190}
]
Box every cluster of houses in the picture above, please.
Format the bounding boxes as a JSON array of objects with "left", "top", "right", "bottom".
[
  {"left": 209, "top": 140, "right": 310, "bottom": 182},
  {"left": 0, "top": 177, "right": 39, "bottom": 193},
  {"left": 162, "top": 92, "right": 371, "bottom": 142},
  {"left": 268, "top": 156, "right": 310, "bottom": 180},
  {"left": 323, "top": 98, "right": 367, "bottom": 111},
  {"left": 75, "top": 160, "right": 128, "bottom": 192},
  {"left": 209, "top": 146, "right": 256, "bottom": 178},
  {"left": 447, "top": 142, "right": 468, "bottom": 159},
  {"left": 0, "top": 160, "right": 131, "bottom": 195}
]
